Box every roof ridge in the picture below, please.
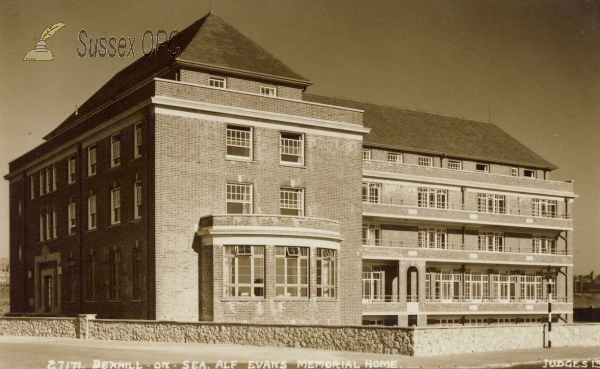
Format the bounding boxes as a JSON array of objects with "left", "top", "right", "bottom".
[{"left": 304, "top": 92, "right": 495, "bottom": 126}]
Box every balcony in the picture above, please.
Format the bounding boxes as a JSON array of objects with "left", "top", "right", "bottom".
[
  {"left": 155, "top": 78, "right": 363, "bottom": 125},
  {"left": 362, "top": 240, "right": 572, "bottom": 265},
  {"left": 197, "top": 214, "right": 343, "bottom": 248},
  {"left": 363, "top": 159, "right": 575, "bottom": 194},
  {"left": 362, "top": 199, "right": 573, "bottom": 230}
]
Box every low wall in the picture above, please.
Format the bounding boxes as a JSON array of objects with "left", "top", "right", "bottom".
[
  {"left": 88, "top": 320, "right": 414, "bottom": 355},
  {"left": 0, "top": 316, "right": 599, "bottom": 357},
  {"left": 0, "top": 317, "right": 78, "bottom": 338},
  {"left": 413, "top": 325, "right": 541, "bottom": 356}
]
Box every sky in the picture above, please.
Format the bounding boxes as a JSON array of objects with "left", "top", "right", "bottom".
[{"left": 0, "top": 0, "right": 599, "bottom": 274}]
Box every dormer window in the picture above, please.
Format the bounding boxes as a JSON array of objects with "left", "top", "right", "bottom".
[
  {"left": 260, "top": 85, "right": 276, "bottom": 97},
  {"left": 476, "top": 163, "right": 489, "bottom": 173},
  {"left": 523, "top": 169, "right": 536, "bottom": 178},
  {"left": 209, "top": 76, "right": 226, "bottom": 89}
]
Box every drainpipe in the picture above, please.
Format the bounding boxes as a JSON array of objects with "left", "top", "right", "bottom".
[
  {"left": 22, "top": 171, "right": 27, "bottom": 312},
  {"left": 461, "top": 186, "right": 467, "bottom": 211}
]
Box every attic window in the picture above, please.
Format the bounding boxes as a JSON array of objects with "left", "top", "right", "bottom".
[
  {"left": 475, "top": 164, "right": 489, "bottom": 173},
  {"left": 523, "top": 169, "right": 536, "bottom": 178},
  {"left": 209, "top": 76, "right": 226, "bottom": 89},
  {"left": 260, "top": 85, "right": 276, "bottom": 97},
  {"left": 511, "top": 168, "right": 519, "bottom": 177},
  {"left": 447, "top": 160, "right": 462, "bottom": 170}
]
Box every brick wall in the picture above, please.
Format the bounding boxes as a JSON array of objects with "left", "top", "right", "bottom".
[
  {"left": 153, "top": 111, "right": 363, "bottom": 323},
  {"left": 155, "top": 79, "right": 362, "bottom": 125},
  {"left": 179, "top": 69, "right": 303, "bottom": 100}
]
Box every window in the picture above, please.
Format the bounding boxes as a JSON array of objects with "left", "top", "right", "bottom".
[
  {"left": 477, "top": 193, "right": 506, "bottom": 214},
  {"left": 362, "top": 182, "right": 381, "bottom": 203},
  {"left": 523, "top": 169, "right": 536, "bottom": 178},
  {"left": 511, "top": 167, "right": 519, "bottom": 177},
  {"left": 476, "top": 163, "right": 489, "bottom": 173},
  {"left": 465, "top": 318, "right": 487, "bottom": 326},
  {"left": 66, "top": 265, "right": 76, "bottom": 302},
  {"left": 46, "top": 167, "right": 52, "bottom": 194},
  {"left": 425, "top": 268, "right": 461, "bottom": 302},
  {"left": 39, "top": 212, "right": 45, "bottom": 241},
  {"left": 134, "top": 181, "right": 142, "bottom": 219},
  {"left": 387, "top": 152, "right": 402, "bottom": 163},
  {"left": 478, "top": 232, "right": 504, "bottom": 252},
  {"left": 464, "top": 270, "right": 488, "bottom": 302},
  {"left": 418, "top": 228, "right": 447, "bottom": 249},
  {"left": 68, "top": 202, "right": 76, "bottom": 235},
  {"left": 362, "top": 266, "right": 385, "bottom": 302},
  {"left": 226, "top": 183, "right": 252, "bottom": 214},
  {"left": 226, "top": 125, "right": 252, "bottom": 159},
  {"left": 111, "top": 134, "right": 121, "bottom": 167},
  {"left": 30, "top": 174, "right": 35, "bottom": 200},
  {"left": 362, "top": 224, "right": 381, "bottom": 246},
  {"left": 52, "top": 209, "right": 57, "bottom": 239},
  {"left": 260, "top": 85, "right": 276, "bottom": 96},
  {"left": 88, "top": 195, "right": 97, "bottom": 230},
  {"left": 88, "top": 145, "right": 97, "bottom": 176},
  {"left": 280, "top": 188, "right": 303, "bottom": 216},
  {"left": 46, "top": 209, "right": 51, "bottom": 241},
  {"left": 276, "top": 246, "right": 309, "bottom": 298},
  {"left": 111, "top": 189, "right": 121, "bottom": 225},
  {"left": 447, "top": 160, "right": 462, "bottom": 170},
  {"left": 132, "top": 244, "right": 142, "bottom": 300},
  {"left": 52, "top": 164, "right": 57, "bottom": 191},
  {"left": 362, "top": 149, "right": 371, "bottom": 160},
  {"left": 316, "top": 249, "right": 336, "bottom": 298},
  {"left": 134, "top": 123, "right": 142, "bottom": 158},
  {"left": 87, "top": 254, "right": 96, "bottom": 301},
  {"left": 223, "top": 246, "right": 264, "bottom": 297},
  {"left": 418, "top": 156, "right": 433, "bottom": 167},
  {"left": 39, "top": 170, "right": 45, "bottom": 196},
  {"left": 110, "top": 250, "right": 121, "bottom": 300},
  {"left": 491, "top": 273, "right": 516, "bottom": 302},
  {"left": 280, "top": 132, "right": 304, "bottom": 165},
  {"left": 68, "top": 155, "right": 76, "bottom": 184},
  {"left": 546, "top": 278, "right": 556, "bottom": 301},
  {"left": 520, "top": 274, "right": 542, "bottom": 302},
  {"left": 532, "top": 199, "right": 557, "bottom": 218},
  {"left": 209, "top": 76, "right": 226, "bottom": 88},
  {"left": 418, "top": 188, "right": 447, "bottom": 209},
  {"left": 532, "top": 236, "right": 556, "bottom": 254}
]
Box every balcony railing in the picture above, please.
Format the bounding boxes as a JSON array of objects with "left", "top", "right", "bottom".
[
  {"left": 424, "top": 297, "right": 571, "bottom": 303},
  {"left": 362, "top": 239, "right": 572, "bottom": 255},
  {"left": 363, "top": 159, "right": 575, "bottom": 193},
  {"left": 361, "top": 296, "right": 571, "bottom": 303},
  {"left": 362, "top": 295, "right": 400, "bottom": 303},
  {"left": 364, "top": 197, "right": 571, "bottom": 219}
]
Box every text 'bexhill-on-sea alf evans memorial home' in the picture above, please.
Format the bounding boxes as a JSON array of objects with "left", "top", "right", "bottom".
[{"left": 5, "top": 13, "right": 576, "bottom": 327}]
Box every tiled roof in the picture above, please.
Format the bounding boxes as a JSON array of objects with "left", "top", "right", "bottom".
[
  {"left": 303, "top": 93, "right": 557, "bottom": 169},
  {"left": 45, "top": 13, "right": 308, "bottom": 140}
]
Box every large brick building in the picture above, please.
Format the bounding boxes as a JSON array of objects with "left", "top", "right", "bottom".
[{"left": 5, "top": 13, "right": 575, "bottom": 326}]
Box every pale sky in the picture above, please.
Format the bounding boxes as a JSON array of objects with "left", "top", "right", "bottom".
[{"left": 1, "top": 0, "right": 599, "bottom": 273}]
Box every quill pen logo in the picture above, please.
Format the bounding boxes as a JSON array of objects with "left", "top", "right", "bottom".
[{"left": 24, "top": 22, "right": 65, "bottom": 61}]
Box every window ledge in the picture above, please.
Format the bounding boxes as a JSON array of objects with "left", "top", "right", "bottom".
[
  {"left": 132, "top": 218, "right": 142, "bottom": 223},
  {"left": 273, "top": 297, "right": 310, "bottom": 301},
  {"left": 108, "top": 223, "right": 122, "bottom": 228},
  {"left": 108, "top": 299, "right": 122, "bottom": 303},
  {"left": 226, "top": 157, "right": 255, "bottom": 163},
  {"left": 108, "top": 164, "right": 121, "bottom": 171},
  {"left": 221, "top": 298, "right": 265, "bottom": 302},
  {"left": 66, "top": 234, "right": 76, "bottom": 238},
  {"left": 86, "top": 229, "right": 98, "bottom": 233},
  {"left": 279, "top": 163, "right": 306, "bottom": 169}
]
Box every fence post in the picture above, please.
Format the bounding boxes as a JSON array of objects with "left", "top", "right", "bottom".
[{"left": 77, "top": 314, "right": 96, "bottom": 339}]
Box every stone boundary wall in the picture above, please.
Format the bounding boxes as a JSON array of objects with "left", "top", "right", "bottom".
[
  {"left": 0, "top": 317, "right": 78, "bottom": 338},
  {"left": 0, "top": 316, "right": 599, "bottom": 356}
]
